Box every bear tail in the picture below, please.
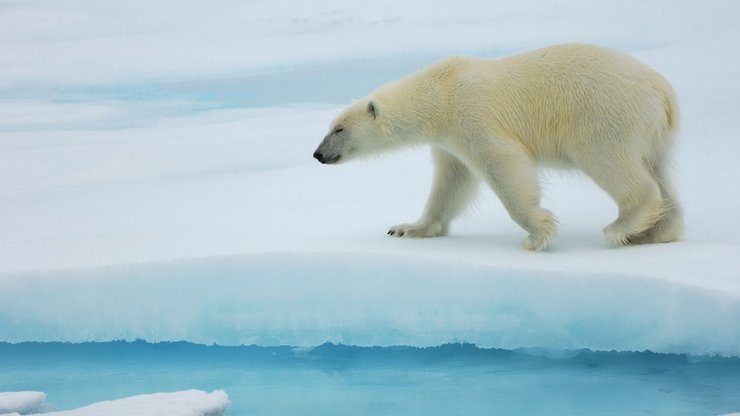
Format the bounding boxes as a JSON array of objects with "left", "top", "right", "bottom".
[{"left": 663, "top": 81, "right": 680, "bottom": 135}]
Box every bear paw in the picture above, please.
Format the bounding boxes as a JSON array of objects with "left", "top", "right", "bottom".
[
  {"left": 523, "top": 233, "right": 551, "bottom": 251},
  {"left": 603, "top": 223, "right": 631, "bottom": 246},
  {"left": 388, "top": 220, "right": 446, "bottom": 238},
  {"left": 522, "top": 209, "right": 556, "bottom": 251}
]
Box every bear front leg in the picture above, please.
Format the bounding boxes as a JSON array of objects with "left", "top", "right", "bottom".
[
  {"left": 480, "top": 141, "right": 556, "bottom": 251},
  {"left": 388, "top": 148, "right": 478, "bottom": 238}
]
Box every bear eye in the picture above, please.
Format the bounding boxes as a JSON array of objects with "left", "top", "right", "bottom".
[{"left": 334, "top": 126, "right": 344, "bottom": 134}]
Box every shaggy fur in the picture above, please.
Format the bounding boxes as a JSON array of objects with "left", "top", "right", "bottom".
[{"left": 313, "top": 43, "right": 683, "bottom": 250}]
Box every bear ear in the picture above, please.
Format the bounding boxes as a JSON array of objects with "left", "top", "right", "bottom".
[{"left": 367, "top": 100, "right": 379, "bottom": 120}]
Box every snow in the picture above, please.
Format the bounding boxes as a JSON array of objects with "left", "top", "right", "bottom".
[
  {"left": 38, "top": 390, "right": 228, "bottom": 416},
  {"left": 0, "top": 392, "right": 46, "bottom": 415},
  {"left": 1, "top": 0, "right": 739, "bottom": 365}
]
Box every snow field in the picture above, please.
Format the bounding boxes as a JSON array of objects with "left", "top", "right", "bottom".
[{"left": 1, "top": 0, "right": 739, "bottom": 366}]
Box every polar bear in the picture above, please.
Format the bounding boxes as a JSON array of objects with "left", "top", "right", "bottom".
[{"left": 313, "top": 43, "right": 683, "bottom": 250}]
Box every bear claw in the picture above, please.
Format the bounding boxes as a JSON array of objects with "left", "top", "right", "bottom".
[{"left": 387, "top": 221, "right": 446, "bottom": 238}]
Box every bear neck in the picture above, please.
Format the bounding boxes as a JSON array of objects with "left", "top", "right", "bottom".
[{"left": 375, "top": 70, "right": 449, "bottom": 146}]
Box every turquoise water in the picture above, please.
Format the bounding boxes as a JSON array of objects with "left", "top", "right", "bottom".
[{"left": 2, "top": 341, "right": 739, "bottom": 415}]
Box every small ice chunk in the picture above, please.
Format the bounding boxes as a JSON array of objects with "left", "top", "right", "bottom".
[
  {"left": 25, "top": 390, "right": 229, "bottom": 416},
  {"left": 0, "top": 391, "right": 46, "bottom": 415}
]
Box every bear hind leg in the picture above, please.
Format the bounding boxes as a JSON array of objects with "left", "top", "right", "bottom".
[
  {"left": 629, "top": 160, "right": 684, "bottom": 244},
  {"left": 583, "top": 157, "right": 665, "bottom": 245},
  {"left": 388, "top": 148, "right": 478, "bottom": 238}
]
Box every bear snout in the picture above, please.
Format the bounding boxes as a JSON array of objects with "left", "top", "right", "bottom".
[
  {"left": 314, "top": 131, "right": 346, "bottom": 164},
  {"left": 313, "top": 150, "right": 340, "bottom": 164}
]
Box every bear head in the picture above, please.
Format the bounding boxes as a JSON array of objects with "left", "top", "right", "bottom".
[{"left": 314, "top": 94, "right": 414, "bottom": 165}]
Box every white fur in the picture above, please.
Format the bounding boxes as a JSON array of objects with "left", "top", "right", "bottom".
[{"left": 314, "top": 43, "right": 683, "bottom": 250}]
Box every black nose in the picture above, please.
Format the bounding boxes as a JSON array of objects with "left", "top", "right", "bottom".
[{"left": 313, "top": 151, "right": 324, "bottom": 163}]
